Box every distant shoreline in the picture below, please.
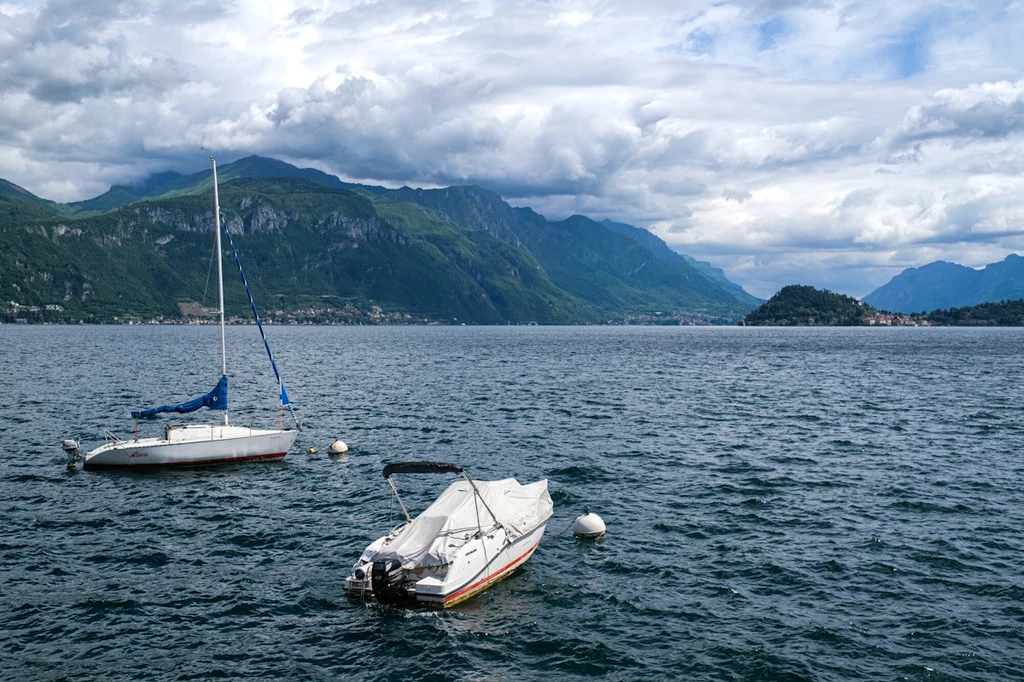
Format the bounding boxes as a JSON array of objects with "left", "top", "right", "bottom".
[
  {"left": 744, "top": 285, "right": 1024, "bottom": 327},
  {"left": 4, "top": 320, "right": 1024, "bottom": 328}
]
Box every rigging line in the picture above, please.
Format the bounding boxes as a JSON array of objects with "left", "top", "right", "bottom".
[
  {"left": 200, "top": 232, "right": 216, "bottom": 307},
  {"left": 223, "top": 228, "right": 299, "bottom": 429},
  {"left": 170, "top": 228, "right": 219, "bottom": 397}
]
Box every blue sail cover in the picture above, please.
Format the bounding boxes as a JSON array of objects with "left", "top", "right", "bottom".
[{"left": 132, "top": 376, "right": 227, "bottom": 419}]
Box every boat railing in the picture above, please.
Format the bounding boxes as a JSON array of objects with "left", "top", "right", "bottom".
[{"left": 102, "top": 429, "right": 124, "bottom": 444}]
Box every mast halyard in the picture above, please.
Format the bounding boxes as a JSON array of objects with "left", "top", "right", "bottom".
[{"left": 211, "top": 157, "right": 229, "bottom": 426}]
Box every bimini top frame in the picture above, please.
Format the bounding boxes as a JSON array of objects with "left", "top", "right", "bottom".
[
  {"left": 382, "top": 461, "right": 463, "bottom": 478},
  {"left": 381, "top": 461, "right": 500, "bottom": 535}
]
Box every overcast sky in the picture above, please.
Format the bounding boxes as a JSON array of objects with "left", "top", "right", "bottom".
[{"left": 2, "top": 0, "right": 1023, "bottom": 297}]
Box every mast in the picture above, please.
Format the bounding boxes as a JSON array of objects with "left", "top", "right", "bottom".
[{"left": 211, "top": 157, "right": 228, "bottom": 426}]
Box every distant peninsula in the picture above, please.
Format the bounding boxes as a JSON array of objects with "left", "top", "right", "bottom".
[
  {"left": 744, "top": 285, "right": 879, "bottom": 326},
  {"left": 745, "top": 285, "right": 1024, "bottom": 326}
]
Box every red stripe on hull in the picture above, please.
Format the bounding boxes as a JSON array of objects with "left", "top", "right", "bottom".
[
  {"left": 83, "top": 451, "right": 288, "bottom": 469},
  {"left": 442, "top": 537, "right": 542, "bottom": 606}
]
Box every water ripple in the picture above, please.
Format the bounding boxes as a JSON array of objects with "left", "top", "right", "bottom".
[{"left": 1, "top": 326, "right": 1023, "bottom": 680}]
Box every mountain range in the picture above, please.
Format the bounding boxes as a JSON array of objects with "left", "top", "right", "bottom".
[
  {"left": 0, "top": 156, "right": 761, "bottom": 324},
  {"left": 863, "top": 255, "right": 1024, "bottom": 313}
]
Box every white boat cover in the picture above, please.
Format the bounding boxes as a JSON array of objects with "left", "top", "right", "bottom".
[{"left": 384, "top": 478, "right": 553, "bottom": 569}]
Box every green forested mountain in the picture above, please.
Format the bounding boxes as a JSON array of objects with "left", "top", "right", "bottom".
[
  {"left": 599, "top": 218, "right": 762, "bottom": 306},
  {"left": 1, "top": 178, "right": 587, "bottom": 323},
  {"left": 744, "top": 284, "right": 1024, "bottom": 327},
  {"left": 66, "top": 156, "right": 350, "bottom": 216},
  {"left": 744, "top": 285, "right": 874, "bottom": 325},
  {"left": 0, "top": 179, "right": 72, "bottom": 216},
  {"left": 368, "top": 185, "right": 751, "bottom": 317},
  {"left": 924, "top": 299, "right": 1024, "bottom": 325},
  {"left": 0, "top": 157, "right": 758, "bottom": 324},
  {"left": 1, "top": 193, "right": 59, "bottom": 224}
]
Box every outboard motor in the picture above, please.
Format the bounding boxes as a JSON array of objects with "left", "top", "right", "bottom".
[
  {"left": 62, "top": 440, "right": 81, "bottom": 469},
  {"left": 371, "top": 555, "right": 408, "bottom": 605}
]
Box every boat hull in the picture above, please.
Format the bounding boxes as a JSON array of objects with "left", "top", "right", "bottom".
[
  {"left": 429, "top": 523, "right": 546, "bottom": 607},
  {"left": 346, "top": 523, "right": 546, "bottom": 607},
  {"left": 83, "top": 425, "right": 298, "bottom": 469}
]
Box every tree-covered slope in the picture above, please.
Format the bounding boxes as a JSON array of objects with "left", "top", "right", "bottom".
[
  {"left": 600, "top": 219, "right": 762, "bottom": 306},
  {"left": 925, "top": 299, "right": 1024, "bottom": 326},
  {"left": 1, "top": 156, "right": 760, "bottom": 323},
  {"left": 371, "top": 185, "right": 755, "bottom": 319},
  {"left": 0, "top": 179, "right": 70, "bottom": 216},
  {"left": 745, "top": 285, "right": 874, "bottom": 325},
  {"left": 0, "top": 194, "right": 60, "bottom": 224},
  {"left": 363, "top": 194, "right": 589, "bottom": 322},
  {"left": 1, "top": 177, "right": 594, "bottom": 323},
  {"left": 524, "top": 213, "right": 745, "bottom": 316},
  {"left": 0, "top": 203, "right": 198, "bottom": 321},
  {"left": 66, "top": 156, "right": 349, "bottom": 216}
]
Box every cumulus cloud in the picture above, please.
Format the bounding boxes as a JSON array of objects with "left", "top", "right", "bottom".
[
  {"left": 1, "top": 0, "right": 1023, "bottom": 296},
  {"left": 888, "top": 79, "right": 1024, "bottom": 146},
  {"left": 0, "top": 1, "right": 188, "bottom": 104}
]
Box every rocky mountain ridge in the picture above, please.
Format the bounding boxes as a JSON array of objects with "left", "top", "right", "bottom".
[{"left": 0, "top": 157, "right": 760, "bottom": 324}]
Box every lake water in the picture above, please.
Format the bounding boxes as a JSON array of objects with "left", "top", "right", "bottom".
[{"left": 1, "top": 325, "right": 1022, "bottom": 681}]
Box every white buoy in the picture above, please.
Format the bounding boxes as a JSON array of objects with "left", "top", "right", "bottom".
[
  {"left": 328, "top": 440, "right": 349, "bottom": 455},
  {"left": 572, "top": 506, "right": 606, "bottom": 539}
]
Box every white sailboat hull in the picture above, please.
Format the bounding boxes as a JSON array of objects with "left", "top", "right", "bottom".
[{"left": 83, "top": 424, "right": 298, "bottom": 469}]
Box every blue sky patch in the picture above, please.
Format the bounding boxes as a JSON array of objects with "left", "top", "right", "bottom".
[
  {"left": 687, "top": 28, "right": 717, "bottom": 56},
  {"left": 757, "top": 16, "right": 787, "bottom": 52},
  {"left": 879, "top": 18, "right": 931, "bottom": 78}
]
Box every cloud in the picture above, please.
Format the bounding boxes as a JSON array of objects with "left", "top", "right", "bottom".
[
  {"left": 888, "top": 78, "right": 1024, "bottom": 147},
  {"left": 0, "top": 1, "right": 188, "bottom": 104},
  {"left": 0, "top": 0, "right": 1023, "bottom": 298}
]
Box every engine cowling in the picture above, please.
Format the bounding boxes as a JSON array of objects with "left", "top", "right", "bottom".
[{"left": 370, "top": 555, "right": 408, "bottom": 605}]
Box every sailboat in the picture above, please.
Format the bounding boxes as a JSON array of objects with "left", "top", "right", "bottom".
[{"left": 63, "top": 158, "right": 299, "bottom": 469}]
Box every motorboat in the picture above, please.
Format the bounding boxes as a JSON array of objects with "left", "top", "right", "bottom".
[
  {"left": 63, "top": 157, "right": 299, "bottom": 469},
  {"left": 346, "top": 462, "right": 553, "bottom": 607}
]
